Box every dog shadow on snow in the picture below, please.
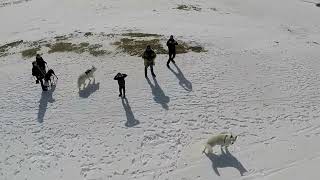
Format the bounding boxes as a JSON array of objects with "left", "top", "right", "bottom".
[
  {"left": 121, "top": 97, "right": 140, "bottom": 127},
  {"left": 38, "top": 85, "right": 56, "bottom": 123},
  {"left": 79, "top": 79, "right": 100, "bottom": 98},
  {"left": 146, "top": 76, "right": 170, "bottom": 110},
  {"left": 168, "top": 63, "right": 192, "bottom": 92},
  {"left": 205, "top": 147, "right": 247, "bottom": 176}
]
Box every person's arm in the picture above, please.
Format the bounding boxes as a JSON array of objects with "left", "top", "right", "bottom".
[
  {"left": 32, "top": 68, "right": 36, "bottom": 76},
  {"left": 152, "top": 51, "right": 156, "bottom": 59},
  {"left": 114, "top": 75, "right": 118, "bottom": 80},
  {"left": 123, "top": 74, "right": 127, "bottom": 78},
  {"left": 142, "top": 51, "right": 147, "bottom": 59},
  {"left": 174, "top": 41, "right": 178, "bottom": 45},
  {"left": 40, "top": 57, "right": 47, "bottom": 64},
  {"left": 167, "top": 40, "right": 170, "bottom": 47}
]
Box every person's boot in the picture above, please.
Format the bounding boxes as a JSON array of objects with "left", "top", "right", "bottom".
[
  {"left": 119, "top": 93, "right": 122, "bottom": 97},
  {"left": 167, "top": 59, "right": 170, "bottom": 68},
  {"left": 172, "top": 59, "right": 176, "bottom": 64},
  {"left": 151, "top": 72, "right": 156, "bottom": 77}
]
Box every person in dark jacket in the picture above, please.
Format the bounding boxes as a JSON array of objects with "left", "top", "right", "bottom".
[
  {"left": 32, "top": 61, "right": 47, "bottom": 91},
  {"left": 36, "top": 54, "right": 47, "bottom": 73},
  {"left": 142, "top": 45, "right": 156, "bottom": 77},
  {"left": 114, "top": 73, "right": 127, "bottom": 97},
  {"left": 166, "top": 35, "right": 178, "bottom": 67}
]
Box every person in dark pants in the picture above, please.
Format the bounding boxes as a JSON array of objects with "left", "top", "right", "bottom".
[
  {"left": 166, "top": 35, "right": 178, "bottom": 67},
  {"left": 142, "top": 45, "right": 157, "bottom": 78},
  {"left": 32, "top": 61, "right": 47, "bottom": 91},
  {"left": 36, "top": 54, "right": 47, "bottom": 74},
  {"left": 114, "top": 73, "right": 127, "bottom": 97}
]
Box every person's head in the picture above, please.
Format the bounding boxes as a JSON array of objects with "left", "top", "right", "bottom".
[
  {"left": 170, "top": 35, "right": 173, "bottom": 39},
  {"left": 36, "top": 54, "right": 40, "bottom": 57},
  {"left": 146, "top": 45, "right": 151, "bottom": 51},
  {"left": 117, "top": 72, "right": 121, "bottom": 76}
]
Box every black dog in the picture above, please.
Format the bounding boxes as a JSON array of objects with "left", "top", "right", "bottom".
[{"left": 44, "top": 69, "right": 58, "bottom": 86}]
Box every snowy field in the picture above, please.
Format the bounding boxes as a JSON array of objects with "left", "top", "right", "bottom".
[{"left": 1, "top": 0, "right": 320, "bottom": 179}]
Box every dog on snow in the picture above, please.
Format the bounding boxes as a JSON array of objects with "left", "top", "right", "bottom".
[
  {"left": 78, "top": 66, "right": 97, "bottom": 90},
  {"left": 202, "top": 133, "right": 238, "bottom": 154},
  {"left": 44, "top": 69, "right": 58, "bottom": 87}
]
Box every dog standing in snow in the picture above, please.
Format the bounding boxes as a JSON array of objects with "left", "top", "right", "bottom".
[
  {"left": 78, "top": 66, "right": 97, "bottom": 90},
  {"left": 202, "top": 133, "right": 238, "bottom": 154},
  {"left": 44, "top": 69, "right": 58, "bottom": 87}
]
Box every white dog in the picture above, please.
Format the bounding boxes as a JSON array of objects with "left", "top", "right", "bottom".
[
  {"left": 78, "top": 66, "right": 97, "bottom": 90},
  {"left": 202, "top": 133, "right": 238, "bottom": 154}
]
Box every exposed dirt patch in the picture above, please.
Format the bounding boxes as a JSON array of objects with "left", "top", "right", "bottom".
[
  {"left": 21, "top": 47, "right": 40, "bottom": 58},
  {"left": 1, "top": 32, "right": 205, "bottom": 58},
  {"left": 48, "top": 42, "right": 109, "bottom": 56},
  {"left": 176, "top": 41, "right": 207, "bottom": 54},
  {"left": 0, "top": 40, "right": 23, "bottom": 57},
  {"left": 84, "top": 32, "right": 93, "bottom": 37},
  {"left": 0, "top": 0, "right": 31, "bottom": 8},
  {"left": 113, "top": 36, "right": 206, "bottom": 57},
  {"left": 175, "top": 4, "right": 201, "bottom": 11},
  {"left": 122, "top": 33, "right": 162, "bottom": 38},
  {"left": 55, "top": 35, "right": 71, "bottom": 41},
  {"left": 113, "top": 38, "right": 166, "bottom": 56}
]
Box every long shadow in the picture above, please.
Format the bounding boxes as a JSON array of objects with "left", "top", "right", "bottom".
[
  {"left": 79, "top": 79, "right": 100, "bottom": 98},
  {"left": 121, "top": 97, "right": 140, "bottom": 127},
  {"left": 169, "top": 63, "right": 192, "bottom": 92},
  {"left": 146, "top": 76, "right": 170, "bottom": 110},
  {"left": 38, "top": 85, "right": 56, "bottom": 123},
  {"left": 205, "top": 147, "right": 247, "bottom": 176}
]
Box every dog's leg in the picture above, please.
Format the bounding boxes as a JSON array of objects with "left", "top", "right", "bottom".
[
  {"left": 204, "top": 144, "right": 213, "bottom": 154},
  {"left": 202, "top": 145, "right": 207, "bottom": 154},
  {"left": 221, "top": 146, "right": 226, "bottom": 154}
]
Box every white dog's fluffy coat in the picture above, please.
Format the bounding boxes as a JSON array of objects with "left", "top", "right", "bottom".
[
  {"left": 78, "top": 66, "right": 97, "bottom": 90},
  {"left": 203, "top": 133, "right": 238, "bottom": 154}
]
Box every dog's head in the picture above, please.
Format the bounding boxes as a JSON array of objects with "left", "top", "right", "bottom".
[{"left": 225, "top": 134, "right": 238, "bottom": 145}]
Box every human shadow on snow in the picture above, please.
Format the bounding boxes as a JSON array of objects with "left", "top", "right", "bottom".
[
  {"left": 121, "top": 97, "right": 140, "bottom": 127},
  {"left": 79, "top": 79, "right": 100, "bottom": 98},
  {"left": 146, "top": 76, "right": 170, "bottom": 110},
  {"left": 168, "top": 63, "right": 192, "bottom": 92},
  {"left": 205, "top": 147, "right": 247, "bottom": 176},
  {"left": 38, "top": 85, "right": 56, "bottom": 123}
]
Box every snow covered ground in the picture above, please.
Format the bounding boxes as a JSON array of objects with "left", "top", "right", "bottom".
[{"left": 1, "top": 0, "right": 320, "bottom": 179}]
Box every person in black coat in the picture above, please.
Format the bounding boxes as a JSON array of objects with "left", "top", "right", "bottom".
[
  {"left": 36, "top": 54, "right": 47, "bottom": 73},
  {"left": 166, "top": 35, "right": 178, "bottom": 67},
  {"left": 142, "top": 45, "right": 157, "bottom": 77},
  {"left": 32, "top": 61, "right": 47, "bottom": 91},
  {"left": 114, "top": 73, "right": 127, "bottom": 97}
]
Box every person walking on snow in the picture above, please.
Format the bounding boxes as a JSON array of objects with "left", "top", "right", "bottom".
[
  {"left": 114, "top": 73, "right": 127, "bottom": 97},
  {"left": 142, "top": 45, "right": 157, "bottom": 78},
  {"left": 36, "top": 54, "right": 47, "bottom": 74},
  {"left": 32, "top": 61, "right": 47, "bottom": 91},
  {"left": 166, "top": 35, "right": 178, "bottom": 67}
]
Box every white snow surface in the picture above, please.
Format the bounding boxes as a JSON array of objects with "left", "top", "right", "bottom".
[{"left": 1, "top": 0, "right": 320, "bottom": 179}]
